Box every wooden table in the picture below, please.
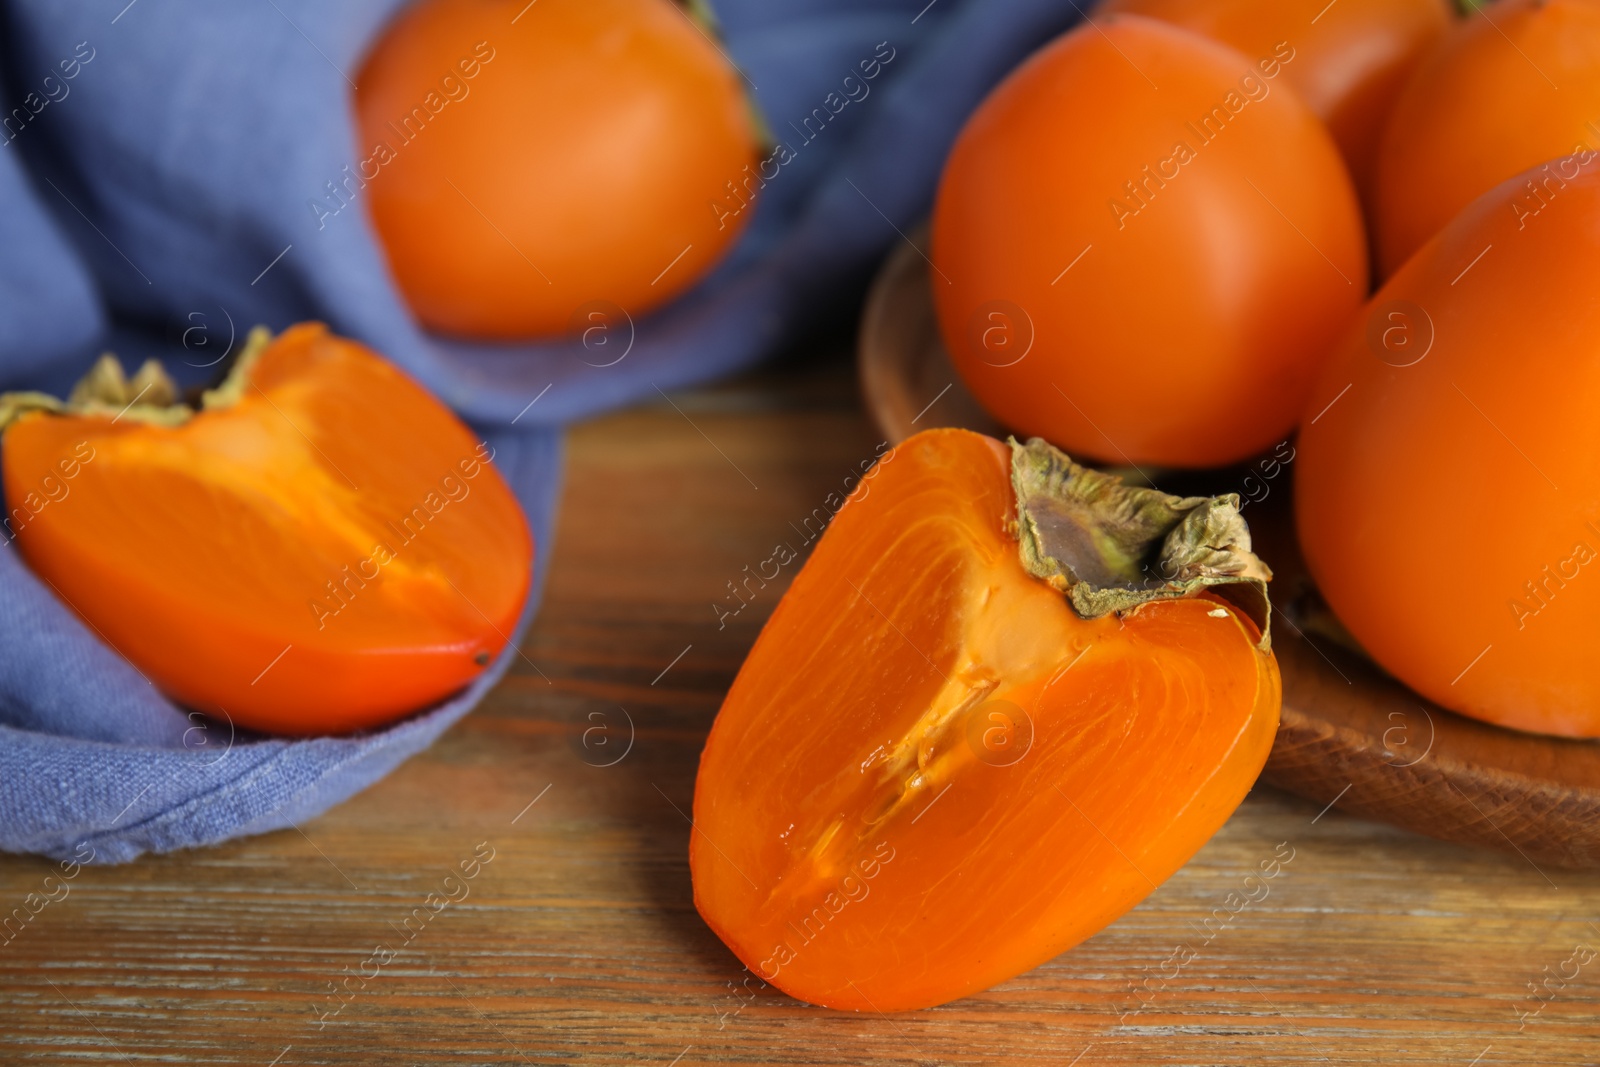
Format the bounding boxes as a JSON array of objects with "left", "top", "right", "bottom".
[{"left": 3, "top": 350, "right": 1597, "bottom": 1066}]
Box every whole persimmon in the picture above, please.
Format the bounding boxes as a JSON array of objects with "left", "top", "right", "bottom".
[
  {"left": 1374, "top": 0, "right": 1600, "bottom": 276},
  {"left": 931, "top": 16, "right": 1367, "bottom": 470},
  {"left": 1100, "top": 0, "right": 1453, "bottom": 195},
  {"left": 1298, "top": 155, "right": 1600, "bottom": 739},
  {"left": 694, "top": 429, "right": 1279, "bottom": 1011},
  {"left": 354, "top": 0, "right": 759, "bottom": 340}
]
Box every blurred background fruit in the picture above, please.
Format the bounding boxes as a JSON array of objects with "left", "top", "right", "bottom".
[
  {"left": 1374, "top": 0, "right": 1600, "bottom": 276},
  {"left": 1101, "top": 0, "right": 1453, "bottom": 203},
  {"left": 355, "top": 0, "right": 760, "bottom": 340},
  {"left": 931, "top": 15, "right": 1366, "bottom": 469}
]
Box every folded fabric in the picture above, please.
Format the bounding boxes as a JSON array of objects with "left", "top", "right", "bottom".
[{"left": 0, "top": 0, "right": 1081, "bottom": 863}]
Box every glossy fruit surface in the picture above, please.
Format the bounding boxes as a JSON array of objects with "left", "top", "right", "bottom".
[
  {"left": 355, "top": 0, "right": 758, "bottom": 340},
  {"left": 931, "top": 16, "right": 1367, "bottom": 469},
  {"left": 1101, "top": 0, "right": 1453, "bottom": 195},
  {"left": 1298, "top": 159, "right": 1600, "bottom": 738},
  {"left": 692, "top": 428, "right": 1280, "bottom": 1011},
  {"left": 1374, "top": 0, "right": 1600, "bottom": 276},
  {"left": 2, "top": 323, "right": 532, "bottom": 735}
]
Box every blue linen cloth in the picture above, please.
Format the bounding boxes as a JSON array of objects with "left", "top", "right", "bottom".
[{"left": 0, "top": 0, "right": 1081, "bottom": 863}]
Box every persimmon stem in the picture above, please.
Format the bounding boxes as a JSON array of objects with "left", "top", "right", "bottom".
[
  {"left": 1009, "top": 437, "right": 1272, "bottom": 647},
  {"left": 0, "top": 326, "right": 273, "bottom": 432}
]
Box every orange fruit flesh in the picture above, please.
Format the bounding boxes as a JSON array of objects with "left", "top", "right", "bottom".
[
  {"left": 691, "top": 429, "right": 1280, "bottom": 1012},
  {"left": 2, "top": 323, "right": 532, "bottom": 735}
]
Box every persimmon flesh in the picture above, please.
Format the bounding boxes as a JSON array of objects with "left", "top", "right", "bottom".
[
  {"left": 355, "top": 0, "right": 759, "bottom": 340},
  {"left": 692, "top": 429, "right": 1280, "bottom": 1011},
  {"left": 1374, "top": 0, "right": 1600, "bottom": 276},
  {"left": 1298, "top": 162, "right": 1600, "bottom": 738},
  {"left": 1, "top": 323, "right": 532, "bottom": 735}
]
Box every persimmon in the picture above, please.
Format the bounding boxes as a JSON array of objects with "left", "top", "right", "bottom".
[
  {"left": 692, "top": 429, "right": 1280, "bottom": 1011},
  {"left": 354, "top": 0, "right": 759, "bottom": 340},
  {"left": 931, "top": 16, "right": 1367, "bottom": 469},
  {"left": 1100, "top": 0, "right": 1452, "bottom": 196},
  {"left": 1298, "top": 158, "right": 1600, "bottom": 738},
  {"left": 1374, "top": 0, "right": 1600, "bottom": 276},
  {"left": 0, "top": 323, "right": 532, "bottom": 735}
]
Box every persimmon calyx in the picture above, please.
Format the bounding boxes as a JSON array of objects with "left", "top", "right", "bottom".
[
  {"left": 0, "top": 327, "right": 272, "bottom": 432},
  {"left": 672, "top": 0, "right": 721, "bottom": 35},
  {"left": 667, "top": 0, "right": 773, "bottom": 152},
  {"left": 1009, "top": 436, "right": 1273, "bottom": 647}
]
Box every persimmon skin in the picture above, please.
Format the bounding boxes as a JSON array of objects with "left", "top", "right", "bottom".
[
  {"left": 1374, "top": 0, "right": 1600, "bottom": 277},
  {"left": 355, "top": 0, "right": 758, "bottom": 340},
  {"left": 1101, "top": 0, "right": 1453, "bottom": 197},
  {"left": 2, "top": 324, "right": 533, "bottom": 735},
  {"left": 931, "top": 17, "right": 1367, "bottom": 469},
  {"left": 691, "top": 429, "right": 1280, "bottom": 1012},
  {"left": 1298, "top": 162, "right": 1600, "bottom": 738}
]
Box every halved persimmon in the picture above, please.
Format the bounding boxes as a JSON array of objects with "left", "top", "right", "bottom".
[
  {"left": 691, "top": 429, "right": 1280, "bottom": 1011},
  {"left": 0, "top": 323, "right": 532, "bottom": 735}
]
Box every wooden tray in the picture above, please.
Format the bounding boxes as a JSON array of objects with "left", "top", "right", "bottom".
[{"left": 859, "top": 234, "right": 1600, "bottom": 870}]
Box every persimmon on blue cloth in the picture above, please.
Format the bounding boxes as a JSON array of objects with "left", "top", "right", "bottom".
[{"left": 2, "top": 324, "right": 531, "bottom": 735}]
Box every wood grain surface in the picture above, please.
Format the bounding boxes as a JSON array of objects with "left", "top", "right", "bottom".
[
  {"left": 859, "top": 233, "right": 1600, "bottom": 871},
  {"left": 2, "top": 353, "right": 1597, "bottom": 1066}
]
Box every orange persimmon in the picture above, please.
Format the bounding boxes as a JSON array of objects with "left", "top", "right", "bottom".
[
  {"left": 1100, "top": 0, "right": 1454, "bottom": 196},
  {"left": 0, "top": 323, "right": 532, "bottom": 735},
  {"left": 1298, "top": 160, "right": 1600, "bottom": 739},
  {"left": 354, "top": 0, "right": 759, "bottom": 340},
  {"left": 692, "top": 429, "right": 1279, "bottom": 1011},
  {"left": 931, "top": 16, "right": 1367, "bottom": 469},
  {"left": 1374, "top": 0, "right": 1600, "bottom": 276}
]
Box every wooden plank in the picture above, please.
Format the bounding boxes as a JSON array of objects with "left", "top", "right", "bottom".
[{"left": 2, "top": 356, "right": 1597, "bottom": 1065}]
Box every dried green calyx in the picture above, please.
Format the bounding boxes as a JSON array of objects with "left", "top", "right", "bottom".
[
  {"left": 0, "top": 327, "right": 272, "bottom": 433},
  {"left": 1009, "top": 437, "right": 1272, "bottom": 648}
]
